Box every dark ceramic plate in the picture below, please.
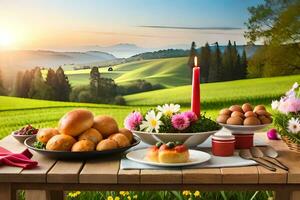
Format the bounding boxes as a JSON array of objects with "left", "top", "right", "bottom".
[{"left": 24, "top": 135, "right": 141, "bottom": 160}]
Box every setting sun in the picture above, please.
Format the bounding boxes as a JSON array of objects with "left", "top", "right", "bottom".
[{"left": 0, "top": 29, "right": 15, "bottom": 47}]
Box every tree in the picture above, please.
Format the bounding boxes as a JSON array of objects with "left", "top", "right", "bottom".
[
  {"left": 222, "top": 40, "right": 234, "bottom": 81},
  {"left": 240, "top": 49, "right": 248, "bottom": 78},
  {"left": 20, "top": 69, "right": 34, "bottom": 98},
  {"left": 231, "top": 42, "right": 240, "bottom": 80},
  {"left": 46, "top": 68, "right": 59, "bottom": 100},
  {"left": 56, "top": 67, "right": 71, "bottom": 101},
  {"left": 13, "top": 71, "right": 24, "bottom": 97},
  {"left": 90, "top": 67, "right": 101, "bottom": 98},
  {"left": 28, "top": 68, "right": 53, "bottom": 100},
  {"left": 188, "top": 42, "right": 198, "bottom": 81},
  {"left": 0, "top": 68, "right": 6, "bottom": 95},
  {"left": 200, "top": 42, "right": 211, "bottom": 83},
  {"left": 245, "top": 0, "right": 300, "bottom": 76}
]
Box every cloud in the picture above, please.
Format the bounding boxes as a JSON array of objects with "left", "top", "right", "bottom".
[
  {"left": 138, "top": 25, "right": 242, "bottom": 30},
  {"left": 76, "top": 30, "right": 174, "bottom": 38}
]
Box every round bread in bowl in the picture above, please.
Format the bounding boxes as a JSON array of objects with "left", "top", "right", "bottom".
[
  {"left": 46, "top": 135, "right": 76, "bottom": 151},
  {"left": 58, "top": 109, "right": 94, "bottom": 137},
  {"left": 96, "top": 139, "right": 118, "bottom": 151},
  {"left": 71, "top": 140, "right": 95, "bottom": 152},
  {"left": 158, "top": 144, "right": 189, "bottom": 163},
  {"left": 93, "top": 115, "right": 119, "bottom": 138},
  {"left": 37, "top": 128, "right": 60, "bottom": 143},
  {"left": 119, "top": 128, "right": 133, "bottom": 143},
  {"left": 109, "top": 133, "right": 130, "bottom": 148},
  {"left": 78, "top": 128, "right": 103, "bottom": 144}
]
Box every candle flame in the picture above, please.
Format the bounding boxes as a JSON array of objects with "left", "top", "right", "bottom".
[{"left": 194, "top": 56, "right": 197, "bottom": 67}]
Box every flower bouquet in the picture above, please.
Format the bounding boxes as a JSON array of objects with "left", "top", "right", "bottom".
[
  {"left": 272, "top": 82, "right": 300, "bottom": 152},
  {"left": 124, "top": 104, "right": 221, "bottom": 147}
]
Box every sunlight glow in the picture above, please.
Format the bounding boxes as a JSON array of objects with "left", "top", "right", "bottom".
[{"left": 0, "top": 29, "right": 16, "bottom": 47}]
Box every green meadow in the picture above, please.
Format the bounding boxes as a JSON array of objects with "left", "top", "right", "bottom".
[
  {"left": 66, "top": 57, "right": 190, "bottom": 87},
  {"left": 1, "top": 73, "right": 298, "bottom": 139}
]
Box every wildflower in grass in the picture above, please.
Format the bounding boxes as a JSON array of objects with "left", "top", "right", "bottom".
[
  {"left": 157, "top": 103, "right": 180, "bottom": 117},
  {"left": 194, "top": 191, "right": 201, "bottom": 197},
  {"left": 172, "top": 113, "right": 190, "bottom": 130},
  {"left": 271, "top": 100, "right": 279, "bottom": 110},
  {"left": 115, "top": 196, "right": 120, "bottom": 200},
  {"left": 288, "top": 118, "right": 300, "bottom": 134},
  {"left": 182, "top": 190, "right": 191, "bottom": 196},
  {"left": 107, "top": 196, "right": 113, "bottom": 200},
  {"left": 68, "top": 191, "right": 81, "bottom": 198},
  {"left": 133, "top": 194, "right": 138, "bottom": 199},
  {"left": 124, "top": 111, "right": 143, "bottom": 130},
  {"left": 140, "top": 110, "right": 163, "bottom": 133},
  {"left": 127, "top": 196, "right": 131, "bottom": 200}
]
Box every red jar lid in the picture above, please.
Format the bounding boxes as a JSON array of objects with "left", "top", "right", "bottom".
[{"left": 212, "top": 134, "right": 235, "bottom": 141}]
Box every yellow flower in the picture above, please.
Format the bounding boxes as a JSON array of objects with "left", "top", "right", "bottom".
[
  {"left": 127, "top": 196, "right": 131, "bottom": 200},
  {"left": 120, "top": 191, "right": 126, "bottom": 196},
  {"left": 115, "top": 197, "right": 120, "bottom": 200},
  {"left": 194, "top": 191, "right": 201, "bottom": 197},
  {"left": 107, "top": 196, "right": 113, "bottom": 200},
  {"left": 68, "top": 191, "right": 81, "bottom": 198},
  {"left": 126, "top": 191, "right": 130, "bottom": 195},
  {"left": 182, "top": 190, "right": 191, "bottom": 196},
  {"left": 188, "top": 198, "right": 192, "bottom": 200},
  {"left": 133, "top": 194, "right": 138, "bottom": 199}
]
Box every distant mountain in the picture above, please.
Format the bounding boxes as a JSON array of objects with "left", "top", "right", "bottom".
[
  {"left": 0, "top": 50, "right": 116, "bottom": 81},
  {"left": 79, "top": 43, "right": 150, "bottom": 58}
]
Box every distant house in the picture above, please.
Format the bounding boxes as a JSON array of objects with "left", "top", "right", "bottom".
[{"left": 108, "top": 66, "right": 113, "bottom": 71}]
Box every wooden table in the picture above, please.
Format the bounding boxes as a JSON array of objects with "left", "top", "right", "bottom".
[{"left": 0, "top": 133, "right": 299, "bottom": 200}]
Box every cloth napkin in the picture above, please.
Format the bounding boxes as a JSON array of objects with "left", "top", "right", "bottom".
[{"left": 0, "top": 146, "right": 38, "bottom": 169}]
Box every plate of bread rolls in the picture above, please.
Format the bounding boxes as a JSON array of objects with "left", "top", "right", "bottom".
[{"left": 24, "top": 109, "right": 140, "bottom": 159}]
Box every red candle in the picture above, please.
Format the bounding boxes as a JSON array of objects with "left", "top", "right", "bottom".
[{"left": 191, "top": 56, "right": 200, "bottom": 117}]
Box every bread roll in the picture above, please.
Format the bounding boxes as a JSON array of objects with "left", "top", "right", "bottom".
[
  {"left": 96, "top": 139, "right": 118, "bottom": 151},
  {"left": 119, "top": 128, "right": 133, "bottom": 143},
  {"left": 109, "top": 133, "right": 130, "bottom": 148},
  {"left": 158, "top": 144, "right": 189, "bottom": 163},
  {"left": 46, "top": 135, "right": 76, "bottom": 151},
  {"left": 78, "top": 128, "right": 103, "bottom": 144},
  {"left": 93, "top": 115, "right": 119, "bottom": 138},
  {"left": 58, "top": 109, "right": 94, "bottom": 137},
  {"left": 37, "top": 128, "right": 59, "bottom": 143},
  {"left": 71, "top": 140, "right": 95, "bottom": 152}
]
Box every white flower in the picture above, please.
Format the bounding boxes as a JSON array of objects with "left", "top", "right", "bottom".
[
  {"left": 292, "top": 82, "right": 299, "bottom": 90},
  {"left": 157, "top": 103, "right": 180, "bottom": 117},
  {"left": 140, "top": 110, "right": 163, "bottom": 133},
  {"left": 288, "top": 117, "right": 300, "bottom": 134},
  {"left": 271, "top": 100, "right": 280, "bottom": 110}
]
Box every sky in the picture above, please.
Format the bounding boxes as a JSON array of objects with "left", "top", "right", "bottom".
[{"left": 0, "top": 0, "right": 263, "bottom": 51}]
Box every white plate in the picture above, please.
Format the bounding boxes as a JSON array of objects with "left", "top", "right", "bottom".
[{"left": 126, "top": 149, "right": 211, "bottom": 167}]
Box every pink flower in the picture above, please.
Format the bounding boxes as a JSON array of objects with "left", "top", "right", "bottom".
[
  {"left": 171, "top": 114, "right": 190, "bottom": 131},
  {"left": 278, "top": 97, "right": 300, "bottom": 113},
  {"left": 124, "top": 111, "right": 143, "bottom": 130},
  {"left": 183, "top": 111, "right": 198, "bottom": 122}
]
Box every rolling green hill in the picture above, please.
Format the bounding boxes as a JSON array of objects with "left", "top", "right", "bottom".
[
  {"left": 66, "top": 57, "right": 190, "bottom": 87},
  {"left": 124, "top": 74, "right": 300, "bottom": 108}
]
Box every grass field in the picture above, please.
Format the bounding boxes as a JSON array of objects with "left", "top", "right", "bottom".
[
  {"left": 124, "top": 74, "right": 300, "bottom": 108},
  {"left": 66, "top": 57, "right": 190, "bottom": 87}
]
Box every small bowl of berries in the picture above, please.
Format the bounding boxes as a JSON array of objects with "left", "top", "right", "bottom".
[{"left": 12, "top": 125, "right": 39, "bottom": 144}]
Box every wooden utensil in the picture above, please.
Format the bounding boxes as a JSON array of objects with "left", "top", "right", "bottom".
[
  {"left": 239, "top": 149, "right": 276, "bottom": 171},
  {"left": 262, "top": 146, "right": 289, "bottom": 171}
]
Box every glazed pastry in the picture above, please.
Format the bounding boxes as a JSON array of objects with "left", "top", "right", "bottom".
[
  {"left": 96, "top": 139, "right": 118, "bottom": 151},
  {"left": 93, "top": 115, "right": 119, "bottom": 138},
  {"left": 119, "top": 128, "right": 133, "bottom": 143},
  {"left": 78, "top": 128, "right": 103, "bottom": 144},
  {"left": 158, "top": 142, "right": 189, "bottom": 163},
  {"left": 46, "top": 135, "right": 76, "bottom": 151},
  {"left": 37, "top": 128, "right": 59, "bottom": 143},
  {"left": 71, "top": 140, "right": 95, "bottom": 152},
  {"left": 108, "top": 133, "right": 130, "bottom": 148}
]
